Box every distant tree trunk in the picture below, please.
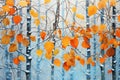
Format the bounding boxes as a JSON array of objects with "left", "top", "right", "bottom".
[
  {"left": 93, "top": 11, "right": 96, "bottom": 80},
  {"left": 61, "top": 0, "right": 65, "bottom": 80},
  {"left": 51, "top": 0, "right": 60, "bottom": 80},
  {"left": 26, "top": 1, "right": 32, "bottom": 80},
  {"left": 100, "top": 9, "right": 105, "bottom": 80},
  {"left": 17, "top": 5, "right": 23, "bottom": 80},
  {"left": 36, "top": 0, "right": 41, "bottom": 80},
  {"left": 5, "top": 48, "right": 12, "bottom": 80},
  {"left": 112, "top": 6, "right": 116, "bottom": 80},
  {"left": 3, "top": 0, "right": 12, "bottom": 79},
  {"left": 86, "top": 0, "right": 91, "bottom": 80}
]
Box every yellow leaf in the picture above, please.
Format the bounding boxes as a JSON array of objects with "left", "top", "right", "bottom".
[
  {"left": 53, "top": 48, "right": 60, "bottom": 55},
  {"left": 88, "top": 5, "right": 97, "bottom": 16},
  {"left": 62, "top": 36, "right": 71, "bottom": 49},
  {"left": 72, "top": 6, "right": 77, "bottom": 12},
  {"left": 36, "top": 49, "right": 43, "bottom": 57},
  {"left": 2, "top": 5, "right": 10, "bottom": 12},
  {"left": 19, "top": 1, "right": 28, "bottom": 7},
  {"left": 18, "top": 55, "right": 26, "bottom": 62},
  {"left": 40, "top": 15, "right": 46, "bottom": 20},
  {"left": 63, "top": 53, "right": 70, "bottom": 61},
  {"left": 30, "top": 9, "right": 38, "bottom": 18},
  {"left": 44, "top": 0, "right": 51, "bottom": 4},
  {"left": 2, "top": 18, "right": 10, "bottom": 26},
  {"left": 64, "top": 20, "right": 69, "bottom": 26},
  {"left": 54, "top": 58, "right": 61, "bottom": 67},
  {"left": 34, "top": 19, "right": 40, "bottom": 26},
  {"left": 44, "top": 41, "right": 54, "bottom": 53},
  {"left": 99, "top": 24, "right": 106, "bottom": 31},
  {"left": 76, "top": 14, "right": 84, "bottom": 20},
  {"left": 98, "top": 0, "right": 106, "bottom": 9}
]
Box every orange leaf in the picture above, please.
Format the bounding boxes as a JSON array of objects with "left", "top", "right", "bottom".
[
  {"left": 13, "top": 15, "right": 22, "bottom": 25},
  {"left": 88, "top": 5, "right": 97, "bottom": 16},
  {"left": 106, "top": 47, "right": 115, "bottom": 57},
  {"left": 6, "top": 0, "right": 14, "bottom": 6},
  {"left": 1, "top": 35, "right": 11, "bottom": 45},
  {"left": 18, "top": 55, "right": 26, "bottom": 62},
  {"left": 54, "top": 58, "right": 61, "bottom": 67},
  {"left": 75, "top": 55, "right": 81, "bottom": 61},
  {"left": 30, "top": 35, "right": 36, "bottom": 42},
  {"left": 100, "top": 44, "right": 108, "bottom": 50},
  {"left": 87, "top": 57, "right": 93, "bottom": 64},
  {"left": 44, "top": 41, "right": 54, "bottom": 53},
  {"left": 2, "top": 18, "right": 10, "bottom": 26},
  {"left": 117, "top": 15, "right": 120, "bottom": 22},
  {"left": 8, "top": 30, "right": 15, "bottom": 38},
  {"left": 22, "top": 38, "right": 29, "bottom": 47},
  {"left": 99, "top": 57, "right": 106, "bottom": 64},
  {"left": 110, "top": 0, "right": 116, "bottom": 6},
  {"left": 9, "top": 7, "right": 16, "bottom": 15},
  {"left": 9, "top": 43, "right": 18, "bottom": 52},
  {"left": 91, "top": 25, "right": 99, "bottom": 34},
  {"left": 91, "top": 61, "right": 96, "bottom": 66},
  {"left": 13, "top": 57, "right": 20, "bottom": 65},
  {"left": 45, "top": 53, "right": 52, "bottom": 60},
  {"left": 40, "top": 31, "right": 46, "bottom": 40},
  {"left": 80, "top": 29, "right": 85, "bottom": 35},
  {"left": 63, "top": 61, "right": 71, "bottom": 71},
  {"left": 80, "top": 58, "right": 85, "bottom": 66},
  {"left": 115, "top": 28, "right": 120, "bottom": 38},
  {"left": 82, "top": 41, "right": 90, "bottom": 48},
  {"left": 108, "top": 69, "right": 112, "bottom": 74},
  {"left": 70, "top": 37, "right": 79, "bottom": 48},
  {"left": 16, "top": 34, "right": 23, "bottom": 43}
]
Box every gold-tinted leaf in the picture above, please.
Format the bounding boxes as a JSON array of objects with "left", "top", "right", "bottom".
[
  {"left": 1, "top": 35, "right": 11, "bottom": 45},
  {"left": 36, "top": 49, "right": 43, "bottom": 57},
  {"left": 54, "top": 58, "right": 61, "bottom": 67},
  {"left": 76, "top": 14, "right": 84, "bottom": 20},
  {"left": 19, "top": 1, "right": 28, "bottom": 7},
  {"left": 88, "top": 5, "right": 97, "bottom": 16},
  {"left": 44, "top": 0, "right": 51, "bottom": 4},
  {"left": 2, "top": 18, "right": 10, "bottom": 26},
  {"left": 44, "top": 41, "right": 54, "bottom": 53},
  {"left": 18, "top": 55, "right": 26, "bottom": 62}
]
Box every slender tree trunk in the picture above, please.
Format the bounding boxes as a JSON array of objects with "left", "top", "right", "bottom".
[
  {"left": 3, "top": 0, "right": 12, "bottom": 80},
  {"left": 112, "top": 6, "right": 116, "bottom": 80},
  {"left": 86, "top": 0, "right": 90, "bottom": 80},
  {"left": 61, "top": 0, "right": 65, "bottom": 80},
  {"left": 51, "top": 0, "right": 60, "bottom": 80},
  {"left": 93, "top": 12, "right": 96, "bottom": 80},
  {"left": 36, "top": 0, "right": 41, "bottom": 80},
  {"left": 26, "top": 1, "right": 32, "bottom": 80},
  {"left": 100, "top": 9, "right": 105, "bottom": 80}
]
